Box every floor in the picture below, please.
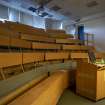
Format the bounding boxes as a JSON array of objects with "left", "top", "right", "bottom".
[{"left": 57, "top": 89, "right": 105, "bottom": 105}]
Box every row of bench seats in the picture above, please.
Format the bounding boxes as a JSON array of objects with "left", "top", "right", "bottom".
[
  {"left": 0, "top": 37, "right": 88, "bottom": 51},
  {"left": 0, "top": 21, "right": 73, "bottom": 39},
  {"left": 0, "top": 52, "right": 89, "bottom": 80},
  {"left": 0, "top": 21, "right": 94, "bottom": 105},
  {"left": 0, "top": 21, "right": 91, "bottom": 53},
  {"left": 0, "top": 70, "right": 70, "bottom": 105}
]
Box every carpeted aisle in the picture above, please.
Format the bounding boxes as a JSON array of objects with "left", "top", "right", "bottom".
[{"left": 57, "top": 89, "right": 105, "bottom": 105}]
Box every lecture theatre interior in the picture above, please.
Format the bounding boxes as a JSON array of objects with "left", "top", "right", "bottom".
[{"left": 0, "top": 0, "right": 105, "bottom": 105}]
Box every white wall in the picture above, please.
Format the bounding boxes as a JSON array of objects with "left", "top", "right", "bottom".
[
  {"left": 45, "top": 18, "right": 62, "bottom": 30},
  {"left": 0, "top": 4, "right": 45, "bottom": 29},
  {"left": 62, "top": 19, "right": 76, "bottom": 34},
  {"left": 79, "top": 16, "right": 105, "bottom": 51}
]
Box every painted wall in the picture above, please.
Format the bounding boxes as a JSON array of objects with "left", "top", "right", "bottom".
[
  {"left": 45, "top": 18, "right": 62, "bottom": 30},
  {"left": 79, "top": 16, "right": 105, "bottom": 51}
]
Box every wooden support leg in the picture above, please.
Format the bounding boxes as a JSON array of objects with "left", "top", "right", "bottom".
[
  {"left": 0, "top": 68, "right": 6, "bottom": 80},
  {"left": 21, "top": 64, "right": 25, "bottom": 72}
]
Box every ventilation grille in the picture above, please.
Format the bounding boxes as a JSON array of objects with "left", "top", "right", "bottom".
[
  {"left": 86, "top": 1, "right": 98, "bottom": 8},
  {"left": 28, "top": 7, "right": 37, "bottom": 12}
]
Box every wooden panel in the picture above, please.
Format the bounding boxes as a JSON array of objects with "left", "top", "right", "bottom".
[
  {"left": 96, "top": 70, "right": 105, "bottom": 100},
  {"left": 5, "top": 21, "right": 45, "bottom": 35},
  {"left": 0, "top": 74, "right": 48, "bottom": 105},
  {"left": 23, "top": 53, "right": 35, "bottom": 64},
  {"left": 10, "top": 38, "right": 31, "bottom": 48},
  {"left": 76, "top": 62, "right": 97, "bottom": 100},
  {"left": 0, "top": 53, "right": 22, "bottom": 68},
  {"left": 71, "top": 53, "right": 89, "bottom": 59},
  {"left": 63, "top": 45, "right": 81, "bottom": 50},
  {"left": 34, "top": 53, "right": 45, "bottom": 62},
  {"left": 8, "top": 70, "right": 70, "bottom": 105},
  {"left": 46, "top": 29, "right": 66, "bottom": 34},
  {"left": 76, "top": 62, "right": 105, "bottom": 101},
  {"left": 23, "top": 52, "right": 44, "bottom": 64},
  {"left": 95, "top": 52, "right": 104, "bottom": 59},
  {"left": 0, "top": 37, "right": 10, "bottom": 46},
  {"left": 32, "top": 42, "right": 61, "bottom": 50},
  {"left": 63, "top": 45, "right": 88, "bottom": 51},
  {"left": 21, "top": 34, "right": 55, "bottom": 43},
  {"left": 48, "top": 33, "right": 73, "bottom": 39},
  {"left": 0, "top": 27, "right": 20, "bottom": 38},
  {"left": 80, "top": 46, "right": 88, "bottom": 50},
  {"left": 3, "top": 66, "right": 23, "bottom": 79},
  {"left": 56, "top": 39, "right": 81, "bottom": 44},
  {"left": 45, "top": 52, "right": 69, "bottom": 60}
]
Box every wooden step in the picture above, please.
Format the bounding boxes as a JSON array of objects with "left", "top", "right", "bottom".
[
  {"left": 45, "top": 52, "right": 69, "bottom": 60},
  {"left": 5, "top": 21, "right": 45, "bottom": 35},
  {"left": 63, "top": 45, "right": 88, "bottom": 51},
  {"left": 10, "top": 38, "right": 31, "bottom": 48},
  {"left": 32, "top": 42, "right": 61, "bottom": 50},
  {"left": 70, "top": 53, "right": 89, "bottom": 59},
  {"left": 0, "top": 53, "right": 22, "bottom": 68},
  {"left": 56, "top": 39, "right": 82, "bottom": 44},
  {"left": 0, "top": 37, "right": 10, "bottom": 47},
  {"left": 23, "top": 53, "right": 44, "bottom": 64},
  {"left": 21, "top": 34, "right": 55, "bottom": 43}
]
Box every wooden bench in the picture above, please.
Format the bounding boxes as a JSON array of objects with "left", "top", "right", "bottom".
[
  {"left": 8, "top": 70, "right": 70, "bottom": 105},
  {"left": 0, "top": 53, "right": 23, "bottom": 80},
  {"left": 0, "top": 73, "right": 48, "bottom": 105},
  {"left": 0, "top": 37, "right": 10, "bottom": 47},
  {"left": 10, "top": 38, "right": 31, "bottom": 49},
  {"left": 71, "top": 53, "right": 89, "bottom": 59},
  {"left": 63, "top": 45, "right": 88, "bottom": 51},
  {"left": 23, "top": 53, "right": 44, "bottom": 64},
  {"left": 0, "top": 27, "right": 20, "bottom": 38},
  {"left": 47, "top": 33, "right": 73, "bottom": 39},
  {"left": 21, "top": 34, "right": 55, "bottom": 43},
  {"left": 32, "top": 42, "right": 61, "bottom": 50},
  {"left": 22, "top": 53, "right": 45, "bottom": 71},
  {"left": 70, "top": 53, "right": 89, "bottom": 62},
  {"left": 45, "top": 52, "right": 69, "bottom": 60},
  {"left": 5, "top": 21, "right": 46, "bottom": 35},
  {"left": 56, "top": 39, "right": 82, "bottom": 44}
]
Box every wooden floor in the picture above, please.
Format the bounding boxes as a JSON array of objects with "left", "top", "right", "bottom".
[{"left": 57, "top": 89, "right": 105, "bottom": 105}]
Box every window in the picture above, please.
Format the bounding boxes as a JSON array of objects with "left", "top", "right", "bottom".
[
  {"left": 33, "top": 16, "right": 45, "bottom": 29},
  {"left": 9, "top": 8, "right": 19, "bottom": 22},
  {"left": 20, "top": 12, "right": 33, "bottom": 26},
  {"left": 0, "top": 4, "right": 8, "bottom": 20}
]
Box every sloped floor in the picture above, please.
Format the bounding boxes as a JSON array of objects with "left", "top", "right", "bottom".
[{"left": 57, "top": 89, "right": 105, "bottom": 105}]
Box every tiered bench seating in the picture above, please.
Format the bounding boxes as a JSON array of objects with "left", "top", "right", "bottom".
[
  {"left": 63, "top": 45, "right": 88, "bottom": 51},
  {"left": 0, "top": 37, "right": 10, "bottom": 47},
  {"left": 56, "top": 39, "right": 82, "bottom": 44},
  {"left": 21, "top": 34, "right": 55, "bottom": 43},
  {"left": 4, "top": 21, "right": 45, "bottom": 36},
  {"left": 32, "top": 42, "right": 61, "bottom": 50},
  {"left": 0, "top": 21, "right": 96, "bottom": 105},
  {"left": 0, "top": 53, "right": 23, "bottom": 80},
  {"left": 71, "top": 53, "right": 89, "bottom": 62},
  {"left": 45, "top": 52, "right": 69, "bottom": 60},
  {"left": 7, "top": 70, "right": 70, "bottom": 105},
  {"left": 11, "top": 38, "right": 31, "bottom": 49}
]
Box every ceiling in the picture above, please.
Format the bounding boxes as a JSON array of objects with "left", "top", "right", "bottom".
[{"left": 1, "top": 0, "right": 105, "bottom": 21}]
